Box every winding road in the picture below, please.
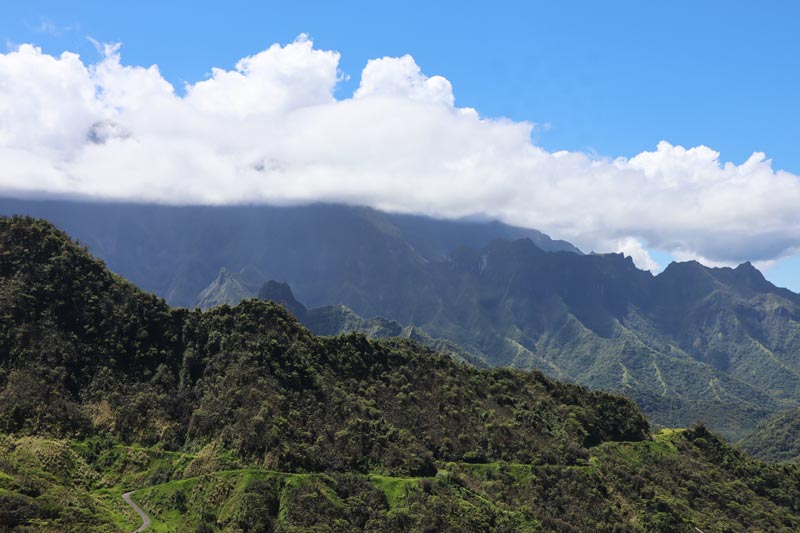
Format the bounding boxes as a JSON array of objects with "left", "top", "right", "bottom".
[{"left": 122, "top": 491, "right": 151, "bottom": 532}]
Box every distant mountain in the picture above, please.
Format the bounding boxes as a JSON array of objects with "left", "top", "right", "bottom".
[
  {"left": 407, "top": 239, "right": 800, "bottom": 439},
  {"left": 3, "top": 198, "right": 800, "bottom": 439},
  {"left": 194, "top": 266, "right": 264, "bottom": 309},
  {"left": 380, "top": 211, "right": 581, "bottom": 259},
  {"left": 0, "top": 198, "right": 579, "bottom": 309},
  {"left": 739, "top": 407, "right": 800, "bottom": 462},
  {"left": 258, "top": 280, "right": 487, "bottom": 367}
]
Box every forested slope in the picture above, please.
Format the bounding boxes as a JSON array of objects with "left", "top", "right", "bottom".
[{"left": 739, "top": 407, "right": 800, "bottom": 463}]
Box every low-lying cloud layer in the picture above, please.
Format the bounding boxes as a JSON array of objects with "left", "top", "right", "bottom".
[{"left": 2, "top": 36, "right": 799, "bottom": 269}]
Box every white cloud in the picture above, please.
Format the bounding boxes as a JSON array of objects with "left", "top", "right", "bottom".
[
  {"left": 186, "top": 34, "right": 340, "bottom": 117},
  {"left": 355, "top": 54, "right": 454, "bottom": 107},
  {"left": 0, "top": 44, "right": 100, "bottom": 151},
  {"left": 1, "top": 36, "right": 800, "bottom": 271}
]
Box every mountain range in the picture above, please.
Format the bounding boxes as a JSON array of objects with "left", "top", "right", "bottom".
[
  {"left": 2, "top": 198, "right": 800, "bottom": 440},
  {"left": 0, "top": 198, "right": 578, "bottom": 309},
  {"left": 3, "top": 215, "right": 800, "bottom": 532}
]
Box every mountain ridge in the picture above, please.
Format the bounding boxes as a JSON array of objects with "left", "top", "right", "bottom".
[
  {"left": 2, "top": 198, "right": 800, "bottom": 439},
  {"left": 0, "top": 198, "right": 580, "bottom": 309},
  {"left": 257, "top": 279, "right": 489, "bottom": 367}
]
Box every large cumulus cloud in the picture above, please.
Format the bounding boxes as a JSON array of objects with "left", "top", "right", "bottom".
[{"left": 1, "top": 35, "right": 799, "bottom": 269}]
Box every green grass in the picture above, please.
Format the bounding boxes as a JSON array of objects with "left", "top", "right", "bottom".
[
  {"left": 90, "top": 488, "right": 143, "bottom": 532},
  {"left": 6, "top": 430, "right": 800, "bottom": 532},
  {"left": 132, "top": 468, "right": 316, "bottom": 531},
  {"left": 368, "top": 474, "right": 419, "bottom": 508}
]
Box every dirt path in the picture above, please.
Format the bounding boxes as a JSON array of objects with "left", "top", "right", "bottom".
[{"left": 122, "top": 491, "right": 151, "bottom": 532}]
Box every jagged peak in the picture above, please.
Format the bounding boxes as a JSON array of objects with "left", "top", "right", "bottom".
[
  {"left": 657, "top": 260, "right": 716, "bottom": 282},
  {"left": 661, "top": 259, "right": 704, "bottom": 272},
  {"left": 654, "top": 258, "right": 787, "bottom": 302},
  {"left": 257, "top": 280, "right": 308, "bottom": 319}
]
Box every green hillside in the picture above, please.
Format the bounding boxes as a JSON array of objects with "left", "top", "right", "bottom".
[
  {"left": 739, "top": 407, "right": 800, "bottom": 463},
  {"left": 2, "top": 216, "right": 800, "bottom": 531},
  {"left": 5, "top": 427, "right": 800, "bottom": 532}
]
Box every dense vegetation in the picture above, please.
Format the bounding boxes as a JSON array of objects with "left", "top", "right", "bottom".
[
  {"left": 3, "top": 216, "right": 800, "bottom": 531},
  {"left": 739, "top": 407, "right": 800, "bottom": 463},
  {"left": 5, "top": 426, "right": 800, "bottom": 532},
  {"left": 3, "top": 199, "right": 800, "bottom": 439}
]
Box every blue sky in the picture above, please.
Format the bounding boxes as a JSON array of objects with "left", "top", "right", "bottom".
[
  {"left": 6, "top": 1, "right": 798, "bottom": 171},
  {"left": 2, "top": 1, "right": 800, "bottom": 289}
]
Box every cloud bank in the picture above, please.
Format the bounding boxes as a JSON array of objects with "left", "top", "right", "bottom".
[{"left": 2, "top": 35, "right": 800, "bottom": 269}]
